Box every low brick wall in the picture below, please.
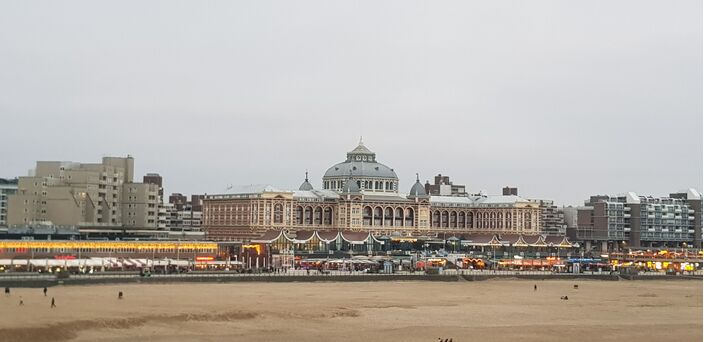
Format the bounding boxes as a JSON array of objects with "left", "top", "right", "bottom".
[{"left": 0, "top": 273, "right": 700, "bottom": 288}]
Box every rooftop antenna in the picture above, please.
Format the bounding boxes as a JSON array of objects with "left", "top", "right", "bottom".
[
  {"left": 305, "top": 170, "right": 309, "bottom": 181},
  {"left": 359, "top": 135, "right": 363, "bottom": 145},
  {"left": 416, "top": 173, "right": 420, "bottom": 182}
]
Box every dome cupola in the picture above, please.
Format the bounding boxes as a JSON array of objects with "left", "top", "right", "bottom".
[
  {"left": 323, "top": 138, "right": 399, "bottom": 195},
  {"left": 298, "top": 171, "right": 314, "bottom": 191},
  {"left": 408, "top": 173, "right": 427, "bottom": 198}
]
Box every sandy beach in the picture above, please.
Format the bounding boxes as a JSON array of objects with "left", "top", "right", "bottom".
[{"left": 0, "top": 279, "right": 700, "bottom": 342}]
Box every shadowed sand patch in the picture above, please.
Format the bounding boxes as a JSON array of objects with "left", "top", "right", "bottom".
[{"left": 0, "top": 310, "right": 258, "bottom": 342}]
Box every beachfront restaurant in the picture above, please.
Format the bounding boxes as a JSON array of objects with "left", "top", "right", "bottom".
[
  {"left": 241, "top": 230, "right": 578, "bottom": 269},
  {"left": 0, "top": 240, "right": 220, "bottom": 266}
]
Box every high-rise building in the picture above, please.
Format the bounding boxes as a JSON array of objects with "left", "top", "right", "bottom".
[
  {"left": 0, "top": 178, "right": 18, "bottom": 227},
  {"left": 7, "top": 156, "right": 160, "bottom": 228},
  {"left": 669, "top": 189, "right": 703, "bottom": 248},
  {"left": 169, "top": 193, "right": 188, "bottom": 211},
  {"left": 143, "top": 173, "right": 164, "bottom": 201},
  {"left": 528, "top": 199, "right": 567, "bottom": 236},
  {"left": 503, "top": 187, "right": 518, "bottom": 196},
  {"left": 165, "top": 193, "right": 203, "bottom": 231},
  {"left": 142, "top": 173, "right": 166, "bottom": 229},
  {"left": 562, "top": 206, "right": 579, "bottom": 239},
  {"left": 576, "top": 190, "right": 701, "bottom": 251},
  {"left": 424, "top": 174, "right": 467, "bottom": 197}
]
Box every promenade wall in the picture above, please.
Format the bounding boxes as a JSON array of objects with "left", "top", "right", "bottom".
[{"left": 0, "top": 272, "right": 700, "bottom": 288}]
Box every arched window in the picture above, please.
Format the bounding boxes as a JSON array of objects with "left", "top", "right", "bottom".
[
  {"left": 384, "top": 207, "right": 393, "bottom": 226},
  {"left": 405, "top": 208, "right": 415, "bottom": 226},
  {"left": 441, "top": 211, "right": 449, "bottom": 228},
  {"left": 274, "top": 204, "right": 283, "bottom": 224},
  {"left": 314, "top": 207, "right": 323, "bottom": 225},
  {"left": 432, "top": 211, "right": 440, "bottom": 227},
  {"left": 363, "top": 206, "right": 372, "bottom": 226},
  {"left": 305, "top": 207, "right": 313, "bottom": 225},
  {"left": 450, "top": 211, "right": 457, "bottom": 228},
  {"left": 395, "top": 208, "right": 404, "bottom": 226},
  {"left": 323, "top": 207, "right": 333, "bottom": 225},
  {"left": 374, "top": 207, "right": 383, "bottom": 226},
  {"left": 295, "top": 206, "right": 303, "bottom": 225},
  {"left": 458, "top": 212, "right": 465, "bottom": 228}
]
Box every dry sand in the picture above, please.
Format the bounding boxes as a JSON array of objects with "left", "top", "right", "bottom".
[{"left": 0, "top": 279, "right": 700, "bottom": 342}]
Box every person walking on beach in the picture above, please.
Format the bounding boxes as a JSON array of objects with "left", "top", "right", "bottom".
[
  {"left": 43, "top": 287, "right": 47, "bottom": 296},
  {"left": 4, "top": 287, "right": 9, "bottom": 296},
  {"left": 534, "top": 284, "right": 537, "bottom": 291},
  {"left": 19, "top": 296, "right": 24, "bottom": 306},
  {"left": 51, "top": 297, "right": 56, "bottom": 308},
  {"left": 118, "top": 291, "right": 123, "bottom": 300}
]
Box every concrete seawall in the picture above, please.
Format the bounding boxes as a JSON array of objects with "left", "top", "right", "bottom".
[{"left": 0, "top": 273, "right": 700, "bottom": 288}]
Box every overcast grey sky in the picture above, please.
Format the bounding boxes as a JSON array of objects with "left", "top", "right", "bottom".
[{"left": 0, "top": 1, "right": 701, "bottom": 206}]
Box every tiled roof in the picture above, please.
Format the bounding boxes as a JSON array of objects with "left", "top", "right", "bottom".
[
  {"left": 522, "top": 235, "right": 544, "bottom": 245},
  {"left": 340, "top": 231, "right": 371, "bottom": 243},
  {"left": 251, "top": 230, "right": 284, "bottom": 243},
  {"left": 289, "top": 230, "right": 315, "bottom": 242},
  {"left": 463, "top": 233, "right": 499, "bottom": 245},
  {"left": 316, "top": 231, "right": 340, "bottom": 242},
  {"left": 499, "top": 234, "right": 522, "bottom": 244}
]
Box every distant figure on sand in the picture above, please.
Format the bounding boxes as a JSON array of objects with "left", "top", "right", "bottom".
[
  {"left": 19, "top": 297, "right": 24, "bottom": 306},
  {"left": 574, "top": 284, "right": 579, "bottom": 289},
  {"left": 534, "top": 284, "right": 537, "bottom": 291},
  {"left": 51, "top": 297, "right": 56, "bottom": 308},
  {"left": 4, "top": 287, "right": 9, "bottom": 296},
  {"left": 118, "top": 291, "right": 123, "bottom": 300},
  {"left": 560, "top": 296, "right": 569, "bottom": 300},
  {"left": 43, "top": 287, "right": 47, "bottom": 296}
]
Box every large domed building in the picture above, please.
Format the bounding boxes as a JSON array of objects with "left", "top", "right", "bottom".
[
  {"left": 322, "top": 139, "right": 399, "bottom": 195},
  {"left": 203, "top": 139, "right": 542, "bottom": 242}
]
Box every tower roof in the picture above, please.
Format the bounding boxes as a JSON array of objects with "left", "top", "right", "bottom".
[
  {"left": 408, "top": 174, "right": 427, "bottom": 197},
  {"left": 298, "top": 171, "right": 314, "bottom": 191}
]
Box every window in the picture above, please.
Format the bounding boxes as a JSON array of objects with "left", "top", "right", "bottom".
[{"left": 274, "top": 204, "right": 283, "bottom": 224}]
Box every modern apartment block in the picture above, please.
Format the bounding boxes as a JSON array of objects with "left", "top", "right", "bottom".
[
  {"left": 502, "top": 186, "right": 519, "bottom": 196},
  {"left": 165, "top": 193, "right": 203, "bottom": 231},
  {"left": 143, "top": 173, "right": 164, "bottom": 201},
  {"left": 0, "top": 178, "right": 18, "bottom": 227},
  {"left": 424, "top": 174, "right": 467, "bottom": 196},
  {"left": 528, "top": 199, "right": 567, "bottom": 236},
  {"left": 576, "top": 190, "right": 702, "bottom": 251},
  {"left": 142, "top": 173, "right": 166, "bottom": 229},
  {"left": 7, "top": 156, "right": 160, "bottom": 229}
]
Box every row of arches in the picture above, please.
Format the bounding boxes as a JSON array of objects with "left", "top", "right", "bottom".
[
  {"left": 362, "top": 206, "right": 415, "bottom": 227},
  {"left": 430, "top": 210, "right": 533, "bottom": 230},
  {"left": 294, "top": 206, "right": 334, "bottom": 225}
]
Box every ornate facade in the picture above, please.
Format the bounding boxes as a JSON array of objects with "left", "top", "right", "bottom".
[{"left": 203, "top": 141, "right": 541, "bottom": 241}]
